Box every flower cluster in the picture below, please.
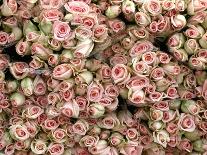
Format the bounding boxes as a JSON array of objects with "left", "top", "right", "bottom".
[{"left": 1, "top": 0, "right": 207, "bottom": 154}]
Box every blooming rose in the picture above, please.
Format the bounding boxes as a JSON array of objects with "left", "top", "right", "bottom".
[
  {"left": 53, "top": 21, "right": 71, "bottom": 41},
  {"left": 178, "top": 113, "right": 196, "bottom": 132},
  {"left": 53, "top": 63, "right": 73, "bottom": 80}
]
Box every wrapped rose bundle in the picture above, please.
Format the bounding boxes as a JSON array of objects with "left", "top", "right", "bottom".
[{"left": 1, "top": 0, "right": 207, "bottom": 154}]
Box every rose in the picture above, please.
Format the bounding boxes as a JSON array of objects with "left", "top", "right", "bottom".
[
  {"left": 129, "top": 40, "right": 154, "bottom": 57},
  {"left": 32, "top": 75, "right": 46, "bottom": 96},
  {"left": 120, "top": 145, "right": 143, "bottom": 155},
  {"left": 75, "top": 26, "right": 92, "bottom": 41},
  {"left": 162, "top": 110, "right": 177, "bottom": 123},
  {"left": 51, "top": 128, "right": 66, "bottom": 143},
  {"left": 41, "top": 9, "right": 63, "bottom": 22},
  {"left": 166, "top": 87, "right": 179, "bottom": 99},
  {"left": 88, "top": 140, "right": 110, "bottom": 155},
  {"left": 52, "top": 63, "right": 73, "bottom": 80},
  {"left": 92, "top": 24, "right": 108, "bottom": 43},
  {"left": 199, "top": 32, "right": 207, "bottom": 48},
  {"left": 16, "top": 40, "right": 31, "bottom": 56},
  {"left": 0, "top": 32, "right": 9, "bottom": 46},
  {"left": 126, "top": 76, "right": 149, "bottom": 92},
  {"left": 142, "top": 0, "right": 162, "bottom": 16},
  {"left": 184, "top": 39, "right": 199, "bottom": 55},
  {"left": 109, "top": 132, "right": 124, "bottom": 146},
  {"left": 150, "top": 67, "right": 165, "bottom": 80},
  {"left": 104, "top": 84, "right": 119, "bottom": 98},
  {"left": 171, "top": 49, "right": 188, "bottom": 62},
  {"left": 150, "top": 108, "right": 163, "bottom": 121},
  {"left": 82, "top": 14, "right": 98, "bottom": 28},
  {"left": 162, "top": 0, "right": 175, "bottom": 10},
  {"left": 73, "top": 119, "right": 89, "bottom": 135},
  {"left": 118, "top": 110, "right": 135, "bottom": 127},
  {"left": 87, "top": 81, "right": 104, "bottom": 102},
  {"left": 42, "top": 119, "right": 59, "bottom": 131},
  {"left": 60, "top": 89, "right": 74, "bottom": 102},
  {"left": 31, "top": 43, "right": 52, "bottom": 60},
  {"left": 70, "top": 58, "right": 85, "bottom": 71},
  {"left": 2, "top": 16, "right": 18, "bottom": 28},
  {"left": 9, "top": 125, "right": 29, "bottom": 141},
  {"left": 128, "top": 89, "right": 145, "bottom": 105},
  {"left": 132, "top": 60, "right": 150, "bottom": 76},
  {"left": 9, "top": 62, "right": 29, "bottom": 80},
  {"left": 178, "top": 139, "right": 193, "bottom": 152},
  {"left": 47, "top": 92, "right": 61, "bottom": 105},
  {"left": 153, "top": 130, "right": 170, "bottom": 148},
  {"left": 112, "top": 64, "right": 130, "bottom": 85},
  {"left": 181, "top": 100, "right": 200, "bottom": 115},
  {"left": 167, "top": 33, "right": 185, "bottom": 49},
  {"left": 168, "top": 135, "right": 180, "bottom": 147},
  {"left": 163, "top": 63, "right": 181, "bottom": 75},
  {"left": 135, "top": 12, "right": 151, "bottom": 27},
  {"left": 24, "top": 105, "right": 44, "bottom": 119},
  {"left": 188, "top": 12, "right": 206, "bottom": 25},
  {"left": 53, "top": 21, "right": 71, "bottom": 41},
  {"left": 61, "top": 100, "right": 79, "bottom": 118},
  {"left": 178, "top": 113, "right": 196, "bottom": 132},
  {"left": 79, "top": 135, "right": 99, "bottom": 147},
  {"left": 110, "top": 54, "right": 129, "bottom": 66},
  {"left": 64, "top": 1, "right": 90, "bottom": 14},
  {"left": 88, "top": 103, "right": 105, "bottom": 118},
  {"left": 15, "top": 139, "right": 31, "bottom": 150},
  {"left": 149, "top": 121, "right": 164, "bottom": 131},
  {"left": 122, "top": 0, "right": 136, "bottom": 15},
  {"left": 189, "top": 57, "right": 205, "bottom": 70},
  {"left": 0, "top": 54, "right": 10, "bottom": 71},
  {"left": 55, "top": 79, "right": 74, "bottom": 92},
  {"left": 108, "top": 19, "right": 126, "bottom": 33},
  {"left": 10, "top": 92, "right": 25, "bottom": 107},
  {"left": 74, "top": 39, "right": 94, "bottom": 58},
  {"left": 141, "top": 52, "right": 157, "bottom": 65},
  {"left": 26, "top": 31, "right": 40, "bottom": 42},
  {"left": 126, "top": 128, "right": 139, "bottom": 141},
  {"left": 75, "top": 96, "right": 88, "bottom": 111},
  {"left": 157, "top": 52, "right": 171, "bottom": 64},
  {"left": 20, "top": 77, "right": 34, "bottom": 96},
  {"left": 48, "top": 39, "right": 62, "bottom": 51},
  {"left": 184, "top": 25, "right": 205, "bottom": 39},
  {"left": 105, "top": 5, "right": 121, "bottom": 18},
  {"left": 40, "top": 0, "right": 63, "bottom": 9},
  {"left": 24, "top": 121, "right": 38, "bottom": 138},
  {"left": 178, "top": 87, "right": 196, "bottom": 99},
  {"left": 120, "top": 37, "right": 135, "bottom": 50},
  {"left": 96, "top": 65, "right": 112, "bottom": 82},
  {"left": 187, "top": 0, "right": 207, "bottom": 15},
  {"left": 4, "top": 144, "right": 15, "bottom": 155},
  {"left": 1, "top": 0, "right": 17, "bottom": 16},
  {"left": 171, "top": 14, "right": 186, "bottom": 30},
  {"left": 153, "top": 101, "right": 169, "bottom": 111},
  {"left": 48, "top": 143, "right": 64, "bottom": 155},
  {"left": 98, "top": 113, "right": 120, "bottom": 129},
  {"left": 166, "top": 122, "right": 178, "bottom": 134}
]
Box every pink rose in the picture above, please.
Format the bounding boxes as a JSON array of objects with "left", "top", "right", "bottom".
[
  {"left": 108, "top": 19, "right": 126, "bottom": 33},
  {"left": 166, "top": 87, "right": 179, "bottom": 99},
  {"left": 121, "top": 37, "right": 135, "bottom": 50},
  {"left": 73, "top": 119, "right": 89, "bottom": 135},
  {"left": 61, "top": 100, "right": 79, "bottom": 118},
  {"left": 96, "top": 65, "right": 112, "bottom": 82},
  {"left": 9, "top": 125, "right": 29, "bottom": 141},
  {"left": 129, "top": 40, "right": 154, "bottom": 57},
  {"left": 48, "top": 143, "right": 64, "bottom": 155},
  {"left": 150, "top": 67, "right": 165, "bottom": 80},
  {"left": 0, "top": 54, "right": 10, "bottom": 71},
  {"left": 26, "top": 31, "right": 40, "bottom": 42},
  {"left": 41, "top": 9, "right": 63, "bottom": 22},
  {"left": 31, "top": 43, "right": 52, "bottom": 60},
  {"left": 75, "top": 26, "right": 92, "bottom": 41},
  {"left": 51, "top": 128, "right": 66, "bottom": 143},
  {"left": 48, "top": 39, "right": 62, "bottom": 51},
  {"left": 128, "top": 27, "right": 149, "bottom": 40},
  {"left": 141, "top": 51, "right": 157, "bottom": 65},
  {"left": 126, "top": 76, "right": 149, "bottom": 92},
  {"left": 33, "top": 75, "right": 47, "bottom": 96},
  {"left": 60, "top": 89, "right": 75, "bottom": 102},
  {"left": 2, "top": 17, "right": 18, "bottom": 28},
  {"left": 178, "top": 113, "right": 196, "bottom": 132},
  {"left": 87, "top": 81, "right": 104, "bottom": 102},
  {"left": 92, "top": 24, "right": 108, "bottom": 42},
  {"left": 177, "top": 139, "right": 193, "bottom": 152},
  {"left": 79, "top": 135, "right": 99, "bottom": 147},
  {"left": 110, "top": 43, "right": 124, "bottom": 53},
  {"left": 52, "top": 63, "right": 73, "bottom": 80},
  {"left": 168, "top": 135, "right": 180, "bottom": 147},
  {"left": 40, "top": 0, "right": 63, "bottom": 9},
  {"left": 30, "top": 139, "right": 47, "bottom": 155},
  {"left": 128, "top": 89, "right": 145, "bottom": 105},
  {"left": 171, "top": 14, "right": 186, "bottom": 30},
  {"left": 64, "top": 1, "right": 90, "bottom": 14},
  {"left": 16, "top": 40, "right": 30, "bottom": 56},
  {"left": 42, "top": 118, "right": 59, "bottom": 131},
  {"left": 167, "top": 33, "right": 185, "bottom": 49},
  {"left": 48, "top": 54, "right": 59, "bottom": 67},
  {"left": 110, "top": 54, "right": 129, "bottom": 66},
  {"left": 166, "top": 122, "right": 178, "bottom": 134},
  {"left": 9, "top": 62, "right": 29, "bottom": 80},
  {"left": 75, "top": 96, "right": 89, "bottom": 111},
  {"left": 24, "top": 105, "right": 44, "bottom": 119},
  {"left": 135, "top": 12, "right": 151, "bottom": 27},
  {"left": 104, "top": 83, "right": 119, "bottom": 98},
  {"left": 112, "top": 64, "right": 131, "bottom": 85},
  {"left": 53, "top": 21, "right": 71, "bottom": 41},
  {"left": 142, "top": 0, "right": 162, "bottom": 16},
  {"left": 184, "top": 25, "right": 204, "bottom": 39},
  {"left": 140, "top": 135, "right": 153, "bottom": 146},
  {"left": 163, "top": 63, "right": 181, "bottom": 75},
  {"left": 162, "top": 110, "right": 177, "bottom": 122},
  {"left": 120, "top": 145, "right": 143, "bottom": 155},
  {"left": 157, "top": 52, "right": 171, "bottom": 64},
  {"left": 187, "top": 0, "right": 207, "bottom": 15},
  {"left": 0, "top": 31, "right": 9, "bottom": 46},
  {"left": 88, "top": 140, "right": 110, "bottom": 155},
  {"left": 126, "top": 128, "right": 139, "bottom": 141},
  {"left": 1, "top": 0, "right": 17, "bottom": 16},
  {"left": 4, "top": 144, "right": 15, "bottom": 155},
  {"left": 55, "top": 79, "right": 74, "bottom": 92}
]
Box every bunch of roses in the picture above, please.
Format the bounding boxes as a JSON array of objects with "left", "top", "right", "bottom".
[{"left": 1, "top": 0, "right": 207, "bottom": 154}]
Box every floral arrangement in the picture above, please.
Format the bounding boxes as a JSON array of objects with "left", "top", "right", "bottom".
[{"left": 0, "top": 0, "right": 207, "bottom": 154}]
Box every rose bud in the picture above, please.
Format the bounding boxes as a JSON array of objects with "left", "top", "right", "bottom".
[
  {"left": 0, "top": 31, "right": 9, "bottom": 46},
  {"left": 150, "top": 108, "right": 163, "bottom": 121},
  {"left": 9, "top": 62, "right": 29, "bottom": 80},
  {"left": 10, "top": 92, "right": 25, "bottom": 107},
  {"left": 126, "top": 128, "right": 139, "bottom": 141},
  {"left": 26, "top": 31, "right": 41, "bottom": 42},
  {"left": 92, "top": 24, "right": 108, "bottom": 43},
  {"left": 130, "top": 40, "right": 154, "bottom": 57},
  {"left": 76, "top": 71, "right": 93, "bottom": 85},
  {"left": 171, "top": 14, "right": 186, "bottom": 30},
  {"left": 33, "top": 75, "right": 46, "bottom": 96},
  {"left": 64, "top": 1, "right": 90, "bottom": 14},
  {"left": 167, "top": 33, "right": 185, "bottom": 49},
  {"left": 109, "top": 19, "right": 126, "bottom": 34},
  {"left": 4, "top": 144, "right": 15, "bottom": 155},
  {"left": 135, "top": 12, "right": 151, "bottom": 27},
  {"left": 61, "top": 100, "right": 79, "bottom": 118},
  {"left": 122, "top": 0, "right": 135, "bottom": 15},
  {"left": 166, "top": 87, "right": 179, "bottom": 99},
  {"left": 0, "top": 54, "right": 10, "bottom": 71},
  {"left": 31, "top": 43, "right": 52, "bottom": 60},
  {"left": 128, "top": 89, "right": 145, "bottom": 105},
  {"left": 16, "top": 40, "right": 31, "bottom": 56},
  {"left": 199, "top": 32, "right": 207, "bottom": 48},
  {"left": 171, "top": 48, "right": 188, "bottom": 62},
  {"left": 184, "top": 39, "right": 199, "bottom": 55},
  {"left": 105, "top": 5, "right": 121, "bottom": 18},
  {"left": 181, "top": 100, "right": 200, "bottom": 115},
  {"left": 15, "top": 138, "right": 31, "bottom": 150},
  {"left": 31, "top": 139, "right": 47, "bottom": 155},
  {"left": 88, "top": 103, "right": 105, "bottom": 118},
  {"left": 73, "top": 119, "right": 89, "bottom": 136},
  {"left": 42, "top": 118, "right": 59, "bottom": 131},
  {"left": 189, "top": 56, "right": 206, "bottom": 70},
  {"left": 162, "top": 110, "right": 177, "bottom": 122},
  {"left": 155, "top": 78, "right": 170, "bottom": 92},
  {"left": 59, "top": 50, "right": 74, "bottom": 63},
  {"left": 48, "top": 143, "right": 64, "bottom": 155},
  {"left": 187, "top": 0, "right": 207, "bottom": 15},
  {"left": 153, "top": 130, "right": 170, "bottom": 148},
  {"left": 9, "top": 124, "right": 29, "bottom": 141},
  {"left": 162, "top": 62, "right": 181, "bottom": 75},
  {"left": 142, "top": 0, "right": 162, "bottom": 16},
  {"left": 74, "top": 39, "right": 94, "bottom": 58},
  {"left": 50, "top": 128, "right": 66, "bottom": 143},
  {"left": 184, "top": 25, "right": 205, "bottom": 39},
  {"left": 29, "top": 56, "right": 45, "bottom": 69},
  {"left": 53, "top": 63, "right": 73, "bottom": 80},
  {"left": 88, "top": 140, "right": 110, "bottom": 155},
  {"left": 20, "top": 77, "right": 34, "bottom": 97},
  {"left": 109, "top": 132, "right": 124, "bottom": 146},
  {"left": 75, "top": 26, "right": 92, "bottom": 41},
  {"left": 5, "top": 80, "right": 18, "bottom": 93},
  {"left": 149, "top": 120, "right": 164, "bottom": 131},
  {"left": 178, "top": 113, "right": 196, "bottom": 132},
  {"left": 48, "top": 54, "right": 59, "bottom": 67},
  {"left": 48, "top": 39, "right": 62, "bottom": 51},
  {"left": 79, "top": 135, "right": 99, "bottom": 147},
  {"left": 178, "top": 138, "right": 193, "bottom": 153},
  {"left": 112, "top": 64, "right": 131, "bottom": 85},
  {"left": 120, "top": 145, "right": 143, "bottom": 155},
  {"left": 1, "top": 0, "right": 17, "bottom": 16}
]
